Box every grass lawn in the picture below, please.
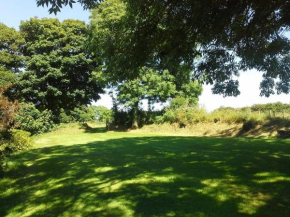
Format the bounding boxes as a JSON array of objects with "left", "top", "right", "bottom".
[{"left": 0, "top": 125, "right": 290, "bottom": 217}]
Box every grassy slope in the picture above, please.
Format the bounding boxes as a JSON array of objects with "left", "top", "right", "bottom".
[{"left": 0, "top": 125, "right": 290, "bottom": 217}]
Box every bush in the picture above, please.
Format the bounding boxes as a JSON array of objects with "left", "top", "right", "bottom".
[
  {"left": 155, "top": 116, "right": 164, "bottom": 124},
  {"left": 0, "top": 140, "right": 9, "bottom": 158},
  {"left": 0, "top": 84, "right": 20, "bottom": 132},
  {"left": 9, "top": 129, "right": 31, "bottom": 152},
  {"left": 1, "top": 130, "right": 31, "bottom": 167},
  {"left": 163, "top": 109, "right": 177, "bottom": 123},
  {"left": 160, "top": 97, "right": 208, "bottom": 127},
  {"left": 15, "top": 103, "right": 55, "bottom": 135},
  {"left": 186, "top": 108, "right": 208, "bottom": 124},
  {"left": 59, "top": 108, "right": 73, "bottom": 123}
]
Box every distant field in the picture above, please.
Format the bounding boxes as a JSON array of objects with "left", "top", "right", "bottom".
[{"left": 0, "top": 125, "right": 290, "bottom": 217}]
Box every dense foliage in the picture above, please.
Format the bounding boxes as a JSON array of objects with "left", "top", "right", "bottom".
[
  {"left": 10, "top": 18, "right": 103, "bottom": 115},
  {"left": 0, "top": 70, "right": 16, "bottom": 88},
  {"left": 0, "top": 23, "right": 24, "bottom": 73}
]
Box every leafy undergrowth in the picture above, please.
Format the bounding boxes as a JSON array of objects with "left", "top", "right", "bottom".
[{"left": 0, "top": 125, "right": 290, "bottom": 217}]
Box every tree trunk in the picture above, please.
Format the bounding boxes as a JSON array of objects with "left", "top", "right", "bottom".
[
  {"left": 110, "top": 93, "right": 118, "bottom": 127},
  {"left": 148, "top": 98, "right": 152, "bottom": 112},
  {"left": 132, "top": 102, "right": 139, "bottom": 129}
]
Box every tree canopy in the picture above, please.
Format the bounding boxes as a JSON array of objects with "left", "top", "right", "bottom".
[
  {"left": 39, "top": 0, "right": 290, "bottom": 97},
  {"left": 11, "top": 18, "right": 103, "bottom": 115},
  {"left": 0, "top": 23, "right": 24, "bottom": 73}
]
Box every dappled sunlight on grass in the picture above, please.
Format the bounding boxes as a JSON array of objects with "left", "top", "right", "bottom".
[
  {"left": 253, "top": 172, "right": 290, "bottom": 184},
  {"left": 0, "top": 129, "right": 290, "bottom": 216},
  {"left": 199, "top": 178, "right": 272, "bottom": 215}
]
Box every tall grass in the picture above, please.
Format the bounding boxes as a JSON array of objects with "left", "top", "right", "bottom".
[
  {"left": 209, "top": 109, "right": 269, "bottom": 124},
  {"left": 158, "top": 106, "right": 290, "bottom": 126}
]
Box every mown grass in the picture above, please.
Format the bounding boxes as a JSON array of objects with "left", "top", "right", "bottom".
[{"left": 0, "top": 125, "right": 290, "bottom": 217}]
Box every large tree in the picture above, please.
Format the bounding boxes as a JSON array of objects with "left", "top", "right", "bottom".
[
  {"left": 12, "top": 18, "right": 103, "bottom": 115},
  {"left": 39, "top": 0, "right": 290, "bottom": 97},
  {"left": 116, "top": 68, "right": 202, "bottom": 128},
  {"left": 117, "top": 68, "right": 176, "bottom": 129}
]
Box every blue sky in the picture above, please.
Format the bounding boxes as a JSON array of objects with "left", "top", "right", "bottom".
[
  {"left": 1, "top": 0, "right": 289, "bottom": 111},
  {"left": 0, "top": 0, "right": 90, "bottom": 29}
]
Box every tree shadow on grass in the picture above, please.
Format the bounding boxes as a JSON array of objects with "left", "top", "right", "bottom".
[
  {"left": 84, "top": 126, "right": 108, "bottom": 133},
  {"left": 79, "top": 123, "right": 108, "bottom": 134},
  {"left": 0, "top": 136, "right": 290, "bottom": 217}
]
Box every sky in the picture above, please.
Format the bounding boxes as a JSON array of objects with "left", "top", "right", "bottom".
[{"left": 1, "top": 0, "right": 289, "bottom": 112}]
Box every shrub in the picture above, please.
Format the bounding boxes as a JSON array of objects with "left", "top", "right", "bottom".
[
  {"left": 59, "top": 108, "right": 73, "bottom": 123},
  {"left": 15, "top": 103, "right": 55, "bottom": 135},
  {"left": 0, "top": 85, "right": 20, "bottom": 132},
  {"left": 186, "top": 108, "right": 208, "bottom": 124},
  {"left": 161, "top": 96, "right": 208, "bottom": 127},
  {"left": 1, "top": 130, "right": 31, "bottom": 174},
  {"left": 154, "top": 116, "right": 164, "bottom": 124},
  {"left": 163, "top": 109, "right": 177, "bottom": 123},
  {"left": 9, "top": 129, "right": 31, "bottom": 152},
  {"left": 0, "top": 140, "right": 8, "bottom": 158}
]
